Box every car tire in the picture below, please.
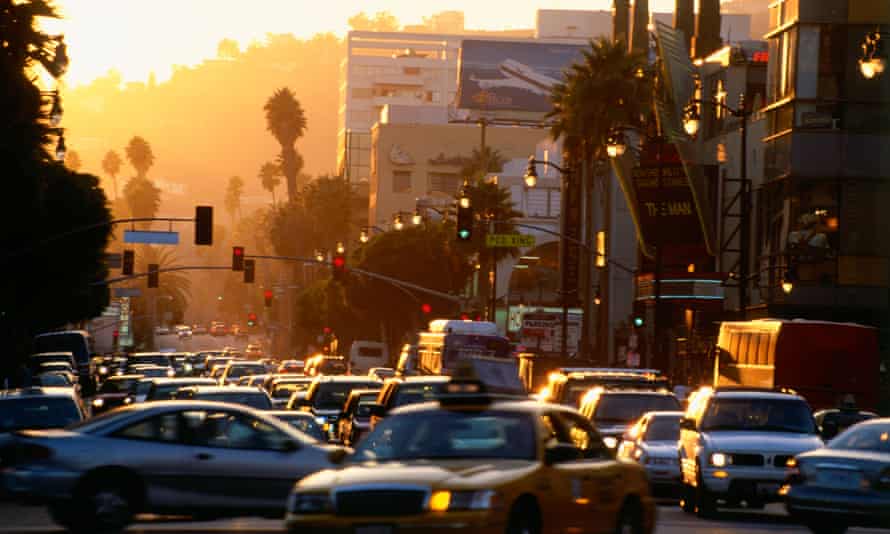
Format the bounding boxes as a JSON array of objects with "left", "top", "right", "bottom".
[
  {"left": 694, "top": 467, "right": 717, "bottom": 519},
  {"left": 614, "top": 500, "right": 644, "bottom": 534},
  {"left": 505, "top": 499, "right": 541, "bottom": 534},
  {"left": 70, "top": 478, "right": 135, "bottom": 533}
]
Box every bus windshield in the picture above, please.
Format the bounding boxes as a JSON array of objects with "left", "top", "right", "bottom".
[{"left": 443, "top": 334, "right": 510, "bottom": 365}]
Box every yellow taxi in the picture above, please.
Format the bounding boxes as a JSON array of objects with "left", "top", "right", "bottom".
[{"left": 284, "top": 379, "right": 656, "bottom": 534}]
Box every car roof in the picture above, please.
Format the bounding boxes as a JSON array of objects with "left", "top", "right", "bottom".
[
  {"left": 265, "top": 410, "right": 313, "bottom": 419},
  {"left": 105, "top": 374, "right": 143, "bottom": 380},
  {"left": 712, "top": 390, "right": 807, "bottom": 401},
  {"left": 391, "top": 397, "right": 559, "bottom": 417},
  {"left": 596, "top": 389, "right": 676, "bottom": 396},
  {"left": 31, "top": 351, "right": 74, "bottom": 357},
  {"left": 183, "top": 386, "right": 265, "bottom": 393},
  {"left": 404, "top": 376, "right": 451, "bottom": 384},
  {"left": 151, "top": 377, "right": 217, "bottom": 384},
  {"left": 314, "top": 376, "right": 378, "bottom": 383},
  {"left": 349, "top": 388, "right": 381, "bottom": 397},
  {"left": 0, "top": 386, "right": 79, "bottom": 399},
  {"left": 645, "top": 410, "right": 685, "bottom": 418}
]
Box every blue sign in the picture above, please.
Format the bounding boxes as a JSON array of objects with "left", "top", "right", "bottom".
[
  {"left": 457, "top": 40, "right": 586, "bottom": 113},
  {"left": 123, "top": 230, "right": 180, "bottom": 245}
]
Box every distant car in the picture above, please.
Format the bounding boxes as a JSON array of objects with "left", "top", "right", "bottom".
[
  {"left": 246, "top": 344, "right": 263, "bottom": 358},
  {"left": 266, "top": 411, "right": 328, "bottom": 442},
  {"left": 337, "top": 389, "right": 381, "bottom": 446},
  {"left": 129, "top": 365, "right": 175, "bottom": 379},
  {"left": 35, "top": 371, "right": 78, "bottom": 389},
  {"left": 219, "top": 361, "right": 267, "bottom": 386},
  {"left": 578, "top": 389, "right": 681, "bottom": 451},
  {"left": 296, "top": 376, "right": 381, "bottom": 441},
  {"left": 210, "top": 323, "right": 227, "bottom": 336},
  {"left": 144, "top": 378, "right": 218, "bottom": 402},
  {"left": 303, "top": 355, "right": 347, "bottom": 377},
  {"left": 154, "top": 326, "right": 170, "bottom": 336},
  {"left": 174, "top": 385, "right": 273, "bottom": 410},
  {"left": 268, "top": 378, "right": 314, "bottom": 408},
  {"left": 203, "top": 355, "right": 233, "bottom": 377},
  {"left": 0, "top": 387, "right": 86, "bottom": 432},
  {"left": 123, "top": 353, "right": 173, "bottom": 374},
  {"left": 177, "top": 328, "right": 192, "bottom": 340},
  {"left": 1, "top": 401, "right": 339, "bottom": 533},
  {"left": 618, "top": 411, "right": 685, "bottom": 496},
  {"left": 369, "top": 376, "right": 451, "bottom": 430},
  {"left": 785, "top": 418, "right": 890, "bottom": 533},
  {"left": 91, "top": 375, "right": 143, "bottom": 414},
  {"left": 813, "top": 408, "right": 879, "bottom": 441},
  {"left": 277, "top": 360, "right": 304, "bottom": 374},
  {"left": 229, "top": 324, "right": 241, "bottom": 336},
  {"left": 238, "top": 374, "right": 269, "bottom": 387},
  {"left": 367, "top": 367, "right": 395, "bottom": 381}
]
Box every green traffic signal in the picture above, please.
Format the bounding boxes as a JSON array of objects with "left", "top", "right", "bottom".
[
  {"left": 633, "top": 317, "right": 644, "bottom": 327},
  {"left": 458, "top": 229, "right": 471, "bottom": 240}
]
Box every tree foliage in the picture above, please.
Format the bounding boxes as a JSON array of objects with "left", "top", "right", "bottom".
[
  {"left": 125, "top": 135, "right": 155, "bottom": 179},
  {"left": 264, "top": 87, "right": 307, "bottom": 203},
  {"left": 64, "top": 149, "right": 81, "bottom": 171},
  {"left": 348, "top": 11, "right": 400, "bottom": 31},
  {"left": 123, "top": 176, "right": 161, "bottom": 220},
  {"left": 258, "top": 161, "right": 282, "bottom": 205},
  {"left": 225, "top": 175, "right": 244, "bottom": 223},
  {"left": 0, "top": 0, "right": 112, "bottom": 372},
  {"left": 101, "top": 149, "right": 122, "bottom": 199}
]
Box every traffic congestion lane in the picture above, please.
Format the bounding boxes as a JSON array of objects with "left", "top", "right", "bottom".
[{"left": 0, "top": 502, "right": 887, "bottom": 533}]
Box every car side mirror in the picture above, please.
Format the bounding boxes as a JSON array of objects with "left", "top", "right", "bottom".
[
  {"left": 367, "top": 403, "right": 385, "bottom": 418},
  {"left": 544, "top": 443, "right": 581, "bottom": 465},
  {"left": 680, "top": 417, "right": 696, "bottom": 431},
  {"left": 327, "top": 447, "right": 350, "bottom": 465}
]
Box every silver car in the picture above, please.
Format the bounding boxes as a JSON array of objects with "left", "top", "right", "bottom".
[
  {"left": 617, "top": 410, "right": 684, "bottom": 496},
  {"left": 1, "top": 400, "right": 338, "bottom": 532}
]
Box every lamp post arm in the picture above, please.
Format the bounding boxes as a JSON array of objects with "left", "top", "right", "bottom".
[
  {"left": 689, "top": 98, "right": 749, "bottom": 118},
  {"left": 529, "top": 159, "right": 570, "bottom": 175}
]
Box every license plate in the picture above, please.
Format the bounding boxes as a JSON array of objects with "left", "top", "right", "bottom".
[
  {"left": 816, "top": 469, "right": 862, "bottom": 489},
  {"left": 756, "top": 483, "right": 780, "bottom": 496},
  {"left": 355, "top": 526, "right": 393, "bottom": 534}
]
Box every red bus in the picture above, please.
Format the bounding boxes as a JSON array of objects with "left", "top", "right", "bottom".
[{"left": 714, "top": 319, "right": 880, "bottom": 411}]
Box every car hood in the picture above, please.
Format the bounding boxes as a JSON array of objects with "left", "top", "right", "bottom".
[
  {"left": 798, "top": 448, "right": 890, "bottom": 468},
  {"left": 641, "top": 442, "right": 679, "bottom": 458},
  {"left": 703, "top": 432, "right": 823, "bottom": 453},
  {"left": 598, "top": 424, "right": 632, "bottom": 437},
  {"left": 298, "top": 459, "right": 538, "bottom": 492}
]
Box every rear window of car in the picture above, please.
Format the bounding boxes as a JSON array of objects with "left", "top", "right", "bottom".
[
  {"left": 312, "top": 381, "right": 378, "bottom": 410},
  {"left": 226, "top": 365, "right": 265, "bottom": 377},
  {"left": 0, "top": 397, "right": 82, "bottom": 432},
  {"left": 391, "top": 383, "right": 446, "bottom": 408},
  {"left": 357, "top": 347, "right": 384, "bottom": 358},
  {"left": 196, "top": 392, "right": 271, "bottom": 410},
  {"left": 828, "top": 423, "right": 890, "bottom": 452},
  {"left": 592, "top": 394, "right": 680, "bottom": 425}
]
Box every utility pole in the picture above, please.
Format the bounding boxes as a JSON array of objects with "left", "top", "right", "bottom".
[
  {"left": 738, "top": 94, "right": 750, "bottom": 320},
  {"left": 653, "top": 135, "right": 665, "bottom": 373}
]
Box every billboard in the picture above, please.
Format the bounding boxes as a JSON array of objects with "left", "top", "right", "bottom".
[{"left": 457, "top": 40, "right": 586, "bottom": 113}]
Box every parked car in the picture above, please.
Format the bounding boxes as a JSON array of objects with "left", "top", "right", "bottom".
[
  {"left": 336, "top": 389, "right": 380, "bottom": 446},
  {"left": 0, "top": 387, "right": 86, "bottom": 432},
  {"left": 266, "top": 411, "right": 328, "bottom": 442},
  {"left": 617, "top": 411, "right": 685, "bottom": 496},
  {"left": 784, "top": 418, "right": 890, "bottom": 533},
  {"left": 1, "top": 401, "right": 338, "bottom": 532},
  {"left": 174, "top": 386, "right": 273, "bottom": 410},
  {"left": 678, "top": 387, "right": 823, "bottom": 517},
  {"left": 578, "top": 389, "right": 681, "bottom": 451}
]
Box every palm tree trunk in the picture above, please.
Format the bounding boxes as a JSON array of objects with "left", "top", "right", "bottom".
[
  {"left": 111, "top": 172, "right": 118, "bottom": 201},
  {"left": 281, "top": 146, "right": 298, "bottom": 203},
  {"left": 271, "top": 188, "right": 276, "bottom": 207}
]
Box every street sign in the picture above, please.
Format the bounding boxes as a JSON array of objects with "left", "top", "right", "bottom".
[
  {"left": 113, "top": 287, "right": 143, "bottom": 298},
  {"left": 485, "top": 234, "right": 536, "bottom": 248},
  {"left": 124, "top": 230, "right": 180, "bottom": 245}
]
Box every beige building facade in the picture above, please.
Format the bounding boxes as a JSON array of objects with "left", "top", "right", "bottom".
[{"left": 368, "top": 122, "right": 551, "bottom": 228}]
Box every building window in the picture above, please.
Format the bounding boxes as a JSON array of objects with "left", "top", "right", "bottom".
[
  {"left": 393, "top": 171, "right": 412, "bottom": 193},
  {"left": 428, "top": 172, "right": 461, "bottom": 195},
  {"left": 403, "top": 67, "right": 420, "bottom": 75},
  {"left": 351, "top": 87, "right": 373, "bottom": 99}
]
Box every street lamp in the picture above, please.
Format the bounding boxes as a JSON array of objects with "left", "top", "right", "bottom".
[
  {"left": 523, "top": 156, "right": 538, "bottom": 188},
  {"left": 859, "top": 31, "right": 886, "bottom": 79},
  {"left": 411, "top": 209, "right": 422, "bottom": 226},
  {"left": 359, "top": 230, "right": 369, "bottom": 243},
  {"left": 314, "top": 249, "right": 326, "bottom": 263},
  {"left": 335, "top": 242, "right": 345, "bottom": 255},
  {"left": 393, "top": 214, "right": 404, "bottom": 231},
  {"left": 606, "top": 132, "right": 628, "bottom": 158}
]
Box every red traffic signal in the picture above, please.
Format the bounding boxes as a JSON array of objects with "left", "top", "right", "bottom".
[
  {"left": 323, "top": 326, "right": 332, "bottom": 335},
  {"left": 232, "top": 246, "right": 245, "bottom": 271},
  {"left": 263, "top": 289, "right": 273, "bottom": 307},
  {"left": 421, "top": 303, "right": 432, "bottom": 314},
  {"left": 332, "top": 253, "right": 346, "bottom": 281}
]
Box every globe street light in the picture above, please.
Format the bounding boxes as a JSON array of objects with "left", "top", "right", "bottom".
[
  {"left": 336, "top": 242, "right": 345, "bottom": 255},
  {"left": 359, "top": 230, "right": 369, "bottom": 243},
  {"left": 859, "top": 31, "right": 886, "bottom": 79},
  {"left": 523, "top": 156, "right": 538, "bottom": 188},
  {"left": 314, "top": 249, "right": 326, "bottom": 263},
  {"left": 393, "top": 214, "right": 404, "bottom": 231},
  {"left": 411, "top": 209, "right": 422, "bottom": 226},
  {"left": 606, "top": 132, "right": 627, "bottom": 158}
]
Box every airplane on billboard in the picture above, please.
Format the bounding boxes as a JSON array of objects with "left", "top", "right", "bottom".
[{"left": 470, "top": 59, "right": 561, "bottom": 96}]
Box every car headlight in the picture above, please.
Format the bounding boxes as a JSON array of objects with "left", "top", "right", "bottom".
[
  {"left": 429, "top": 490, "right": 501, "bottom": 512},
  {"left": 184, "top": 363, "right": 193, "bottom": 372},
  {"left": 603, "top": 436, "right": 618, "bottom": 449},
  {"left": 315, "top": 416, "right": 327, "bottom": 425},
  {"left": 709, "top": 452, "right": 729, "bottom": 467},
  {"left": 288, "top": 492, "right": 331, "bottom": 514},
  {"left": 98, "top": 366, "right": 109, "bottom": 375},
  {"left": 167, "top": 368, "right": 176, "bottom": 377},
  {"left": 92, "top": 398, "right": 104, "bottom": 407}
]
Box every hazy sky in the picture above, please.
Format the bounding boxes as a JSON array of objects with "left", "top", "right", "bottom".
[{"left": 47, "top": 0, "right": 690, "bottom": 86}]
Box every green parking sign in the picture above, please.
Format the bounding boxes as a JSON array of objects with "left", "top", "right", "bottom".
[{"left": 485, "top": 234, "right": 536, "bottom": 248}]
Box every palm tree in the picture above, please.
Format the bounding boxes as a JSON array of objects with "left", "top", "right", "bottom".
[
  {"left": 224, "top": 175, "right": 244, "bottom": 225},
  {"left": 258, "top": 161, "right": 282, "bottom": 205},
  {"left": 101, "top": 149, "right": 122, "bottom": 200},
  {"left": 135, "top": 246, "right": 191, "bottom": 342},
  {"left": 460, "top": 147, "right": 507, "bottom": 182},
  {"left": 549, "top": 37, "right": 649, "bottom": 163},
  {"left": 125, "top": 135, "right": 154, "bottom": 179},
  {"left": 264, "top": 88, "right": 307, "bottom": 203},
  {"left": 64, "top": 149, "right": 81, "bottom": 171},
  {"left": 123, "top": 175, "right": 161, "bottom": 220}
]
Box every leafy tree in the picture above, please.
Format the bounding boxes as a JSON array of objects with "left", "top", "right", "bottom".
[
  {"left": 225, "top": 175, "right": 244, "bottom": 224},
  {"left": 101, "top": 149, "right": 122, "bottom": 200},
  {"left": 0, "top": 0, "right": 111, "bottom": 378},
  {"left": 125, "top": 135, "right": 155, "bottom": 179},
  {"left": 64, "top": 149, "right": 81, "bottom": 171},
  {"left": 348, "top": 11, "right": 400, "bottom": 31},
  {"left": 459, "top": 176, "right": 524, "bottom": 263},
  {"left": 460, "top": 147, "right": 507, "bottom": 182},
  {"left": 131, "top": 246, "right": 191, "bottom": 346},
  {"left": 347, "top": 223, "right": 473, "bottom": 352},
  {"left": 549, "top": 37, "right": 649, "bottom": 163},
  {"left": 123, "top": 176, "right": 161, "bottom": 220},
  {"left": 216, "top": 38, "right": 240, "bottom": 59},
  {"left": 264, "top": 87, "right": 307, "bottom": 203},
  {"left": 258, "top": 161, "right": 282, "bottom": 205}
]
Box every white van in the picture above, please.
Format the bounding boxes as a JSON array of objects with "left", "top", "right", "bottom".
[{"left": 348, "top": 341, "right": 388, "bottom": 375}]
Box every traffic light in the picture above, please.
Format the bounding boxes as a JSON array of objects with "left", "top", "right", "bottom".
[
  {"left": 456, "top": 202, "right": 473, "bottom": 241},
  {"left": 421, "top": 303, "right": 432, "bottom": 314},
  {"left": 633, "top": 316, "right": 644, "bottom": 328},
  {"left": 147, "top": 263, "right": 159, "bottom": 288},
  {"left": 232, "top": 246, "right": 245, "bottom": 271},
  {"left": 243, "top": 259, "right": 255, "bottom": 283},
  {"left": 263, "top": 289, "right": 273, "bottom": 307},
  {"left": 332, "top": 252, "right": 346, "bottom": 281},
  {"left": 247, "top": 312, "right": 257, "bottom": 328},
  {"left": 195, "top": 206, "right": 213, "bottom": 245},
  {"left": 122, "top": 250, "right": 134, "bottom": 275}
]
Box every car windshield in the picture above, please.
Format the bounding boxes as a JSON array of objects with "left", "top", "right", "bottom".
[
  {"left": 0, "top": 398, "right": 81, "bottom": 431},
  {"left": 313, "top": 382, "right": 377, "bottom": 410},
  {"left": 37, "top": 374, "right": 72, "bottom": 387},
  {"left": 593, "top": 395, "right": 680, "bottom": 425},
  {"left": 272, "top": 383, "right": 309, "bottom": 398},
  {"left": 701, "top": 398, "right": 816, "bottom": 433},
  {"left": 99, "top": 378, "right": 137, "bottom": 394},
  {"left": 226, "top": 365, "right": 264, "bottom": 378},
  {"left": 352, "top": 410, "right": 536, "bottom": 462},
  {"left": 392, "top": 383, "right": 446, "bottom": 407},
  {"left": 828, "top": 423, "right": 890, "bottom": 453},
  {"left": 645, "top": 417, "right": 681, "bottom": 441}
]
